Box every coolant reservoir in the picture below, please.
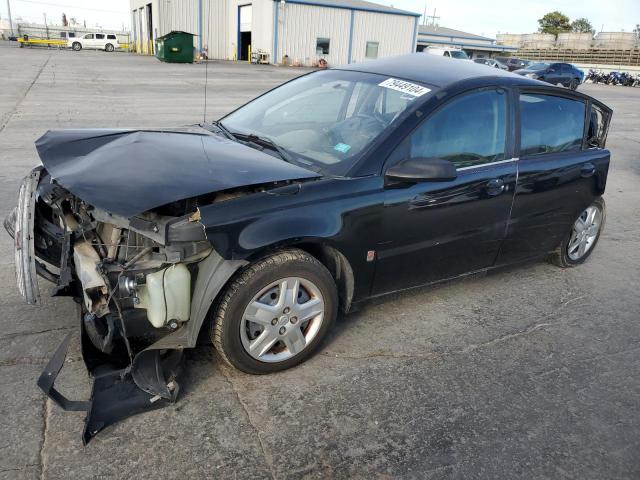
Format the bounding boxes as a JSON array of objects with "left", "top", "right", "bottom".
[{"left": 135, "top": 264, "right": 191, "bottom": 328}]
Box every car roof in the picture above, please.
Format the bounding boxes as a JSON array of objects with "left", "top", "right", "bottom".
[{"left": 335, "top": 53, "right": 540, "bottom": 89}]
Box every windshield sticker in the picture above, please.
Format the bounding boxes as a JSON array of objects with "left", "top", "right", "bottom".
[
  {"left": 378, "top": 78, "right": 430, "bottom": 97},
  {"left": 334, "top": 143, "right": 351, "bottom": 153}
]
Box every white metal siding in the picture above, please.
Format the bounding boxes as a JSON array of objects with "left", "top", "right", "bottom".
[
  {"left": 203, "top": 0, "right": 228, "bottom": 59},
  {"left": 276, "top": 3, "right": 350, "bottom": 66},
  {"left": 350, "top": 11, "right": 414, "bottom": 63}
]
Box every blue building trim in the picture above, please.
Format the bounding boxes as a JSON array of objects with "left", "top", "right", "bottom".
[
  {"left": 273, "top": 2, "right": 279, "bottom": 63},
  {"left": 272, "top": 0, "right": 420, "bottom": 17},
  {"left": 347, "top": 10, "right": 355, "bottom": 63},
  {"left": 411, "top": 17, "right": 418, "bottom": 53},
  {"left": 198, "top": 0, "right": 203, "bottom": 53},
  {"left": 417, "top": 31, "right": 494, "bottom": 42}
]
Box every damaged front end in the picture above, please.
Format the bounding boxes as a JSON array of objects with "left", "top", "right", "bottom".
[{"left": 7, "top": 167, "right": 233, "bottom": 444}]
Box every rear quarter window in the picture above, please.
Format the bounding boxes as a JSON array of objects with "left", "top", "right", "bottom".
[
  {"left": 519, "top": 93, "right": 586, "bottom": 157},
  {"left": 587, "top": 103, "right": 611, "bottom": 148}
]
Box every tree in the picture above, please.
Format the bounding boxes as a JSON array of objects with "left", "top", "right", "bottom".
[
  {"left": 538, "top": 11, "right": 572, "bottom": 36},
  {"left": 571, "top": 18, "right": 595, "bottom": 35}
]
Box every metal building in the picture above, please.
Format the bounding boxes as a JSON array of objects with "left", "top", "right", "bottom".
[
  {"left": 130, "top": 0, "right": 420, "bottom": 66},
  {"left": 417, "top": 25, "right": 517, "bottom": 58}
]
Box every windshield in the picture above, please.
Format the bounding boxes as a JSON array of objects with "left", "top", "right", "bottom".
[
  {"left": 450, "top": 50, "right": 469, "bottom": 59},
  {"left": 526, "top": 63, "right": 549, "bottom": 70},
  {"left": 221, "top": 70, "right": 427, "bottom": 175}
]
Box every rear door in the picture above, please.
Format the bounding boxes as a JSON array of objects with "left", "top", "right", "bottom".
[
  {"left": 373, "top": 87, "right": 517, "bottom": 294},
  {"left": 496, "top": 89, "right": 611, "bottom": 264},
  {"left": 94, "top": 33, "right": 106, "bottom": 49}
]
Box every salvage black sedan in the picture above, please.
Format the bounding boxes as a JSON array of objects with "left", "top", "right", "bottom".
[{"left": 5, "top": 53, "right": 612, "bottom": 442}]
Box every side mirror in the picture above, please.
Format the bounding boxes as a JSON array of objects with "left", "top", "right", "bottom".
[
  {"left": 549, "top": 68, "right": 556, "bottom": 73},
  {"left": 385, "top": 157, "right": 457, "bottom": 184}
]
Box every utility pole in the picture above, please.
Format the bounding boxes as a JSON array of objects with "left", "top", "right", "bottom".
[
  {"left": 425, "top": 8, "right": 439, "bottom": 27},
  {"left": 6, "top": 0, "right": 14, "bottom": 36}
]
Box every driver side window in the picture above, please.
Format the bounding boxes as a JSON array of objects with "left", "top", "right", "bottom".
[{"left": 407, "top": 88, "right": 507, "bottom": 168}]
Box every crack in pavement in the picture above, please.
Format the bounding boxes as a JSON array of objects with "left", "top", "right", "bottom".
[
  {"left": 0, "top": 53, "right": 52, "bottom": 134},
  {"left": 0, "top": 355, "right": 82, "bottom": 367},
  {"left": 321, "top": 321, "right": 554, "bottom": 360},
  {"left": 38, "top": 398, "right": 50, "bottom": 480},
  {"left": 0, "top": 464, "right": 39, "bottom": 474},
  {"left": 216, "top": 364, "right": 277, "bottom": 480},
  {"left": 0, "top": 326, "right": 75, "bottom": 341}
]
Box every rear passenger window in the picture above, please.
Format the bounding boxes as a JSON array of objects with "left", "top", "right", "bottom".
[
  {"left": 95, "top": 34, "right": 105, "bottom": 39},
  {"left": 519, "top": 94, "right": 585, "bottom": 156},
  {"left": 407, "top": 89, "right": 507, "bottom": 168},
  {"left": 587, "top": 104, "right": 610, "bottom": 148},
  {"left": 84, "top": 34, "right": 94, "bottom": 39}
]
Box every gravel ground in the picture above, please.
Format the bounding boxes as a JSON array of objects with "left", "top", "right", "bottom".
[{"left": 0, "top": 43, "right": 639, "bottom": 480}]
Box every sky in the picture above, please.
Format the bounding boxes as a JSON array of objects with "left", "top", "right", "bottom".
[{"left": 1, "top": 0, "right": 638, "bottom": 36}]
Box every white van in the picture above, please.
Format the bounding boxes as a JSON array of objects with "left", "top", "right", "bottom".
[
  {"left": 424, "top": 47, "right": 470, "bottom": 60},
  {"left": 69, "top": 33, "right": 118, "bottom": 52}
]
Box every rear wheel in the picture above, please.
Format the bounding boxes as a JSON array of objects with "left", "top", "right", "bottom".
[
  {"left": 72, "top": 42, "right": 82, "bottom": 51},
  {"left": 211, "top": 249, "right": 338, "bottom": 374},
  {"left": 549, "top": 198, "right": 605, "bottom": 268},
  {"left": 105, "top": 43, "right": 114, "bottom": 52}
]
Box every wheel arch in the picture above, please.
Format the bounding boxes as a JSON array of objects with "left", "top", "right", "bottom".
[{"left": 243, "top": 239, "right": 356, "bottom": 314}]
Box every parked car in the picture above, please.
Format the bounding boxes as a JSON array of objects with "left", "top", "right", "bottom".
[
  {"left": 5, "top": 53, "right": 612, "bottom": 443},
  {"left": 513, "top": 62, "right": 584, "bottom": 90},
  {"left": 496, "top": 56, "right": 530, "bottom": 71},
  {"left": 69, "top": 32, "right": 118, "bottom": 52},
  {"left": 424, "top": 47, "right": 470, "bottom": 60},
  {"left": 473, "top": 57, "right": 509, "bottom": 70}
]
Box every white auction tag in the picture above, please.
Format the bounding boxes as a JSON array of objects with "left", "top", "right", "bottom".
[{"left": 378, "top": 78, "right": 431, "bottom": 97}]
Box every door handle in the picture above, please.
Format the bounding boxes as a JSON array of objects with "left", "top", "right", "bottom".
[
  {"left": 485, "top": 178, "right": 505, "bottom": 196},
  {"left": 581, "top": 162, "right": 596, "bottom": 178}
]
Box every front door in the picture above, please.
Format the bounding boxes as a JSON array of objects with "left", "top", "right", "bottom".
[
  {"left": 372, "top": 87, "right": 517, "bottom": 295},
  {"left": 497, "top": 90, "right": 611, "bottom": 264}
]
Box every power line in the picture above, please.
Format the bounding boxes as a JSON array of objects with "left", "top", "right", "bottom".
[{"left": 13, "top": 0, "right": 126, "bottom": 14}]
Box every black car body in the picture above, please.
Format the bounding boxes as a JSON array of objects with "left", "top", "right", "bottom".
[
  {"left": 5, "top": 53, "right": 612, "bottom": 442},
  {"left": 514, "top": 62, "right": 584, "bottom": 90}
]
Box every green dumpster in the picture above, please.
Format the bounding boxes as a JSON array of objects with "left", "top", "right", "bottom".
[{"left": 155, "top": 31, "right": 195, "bottom": 63}]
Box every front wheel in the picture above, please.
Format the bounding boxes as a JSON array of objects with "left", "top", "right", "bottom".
[
  {"left": 211, "top": 249, "right": 338, "bottom": 374},
  {"left": 71, "top": 42, "right": 82, "bottom": 51},
  {"left": 569, "top": 79, "right": 579, "bottom": 90},
  {"left": 105, "top": 43, "right": 114, "bottom": 52},
  {"left": 549, "top": 198, "right": 605, "bottom": 268}
]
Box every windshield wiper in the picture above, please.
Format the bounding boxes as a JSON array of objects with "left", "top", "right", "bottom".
[
  {"left": 233, "top": 132, "right": 294, "bottom": 164},
  {"left": 209, "top": 120, "right": 237, "bottom": 141}
]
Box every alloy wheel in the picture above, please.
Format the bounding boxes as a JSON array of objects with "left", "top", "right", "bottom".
[
  {"left": 567, "top": 206, "right": 602, "bottom": 260},
  {"left": 240, "top": 277, "right": 325, "bottom": 363}
]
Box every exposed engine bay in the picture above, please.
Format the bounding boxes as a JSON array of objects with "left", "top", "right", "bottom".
[
  {"left": 16, "top": 168, "right": 229, "bottom": 443},
  {"left": 4, "top": 126, "right": 321, "bottom": 443}
]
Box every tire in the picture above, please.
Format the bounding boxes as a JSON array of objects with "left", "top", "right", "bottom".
[
  {"left": 549, "top": 197, "right": 605, "bottom": 268},
  {"left": 105, "top": 43, "right": 114, "bottom": 52},
  {"left": 570, "top": 79, "right": 579, "bottom": 90},
  {"left": 72, "top": 42, "right": 82, "bottom": 51},
  {"left": 211, "top": 249, "right": 338, "bottom": 374}
]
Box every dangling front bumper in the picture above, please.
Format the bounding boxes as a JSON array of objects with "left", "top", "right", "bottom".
[
  {"left": 7, "top": 171, "right": 182, "bottom": 444},
  {"left": 37, "top": 318, "right": 182, "bottom": 444}
]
